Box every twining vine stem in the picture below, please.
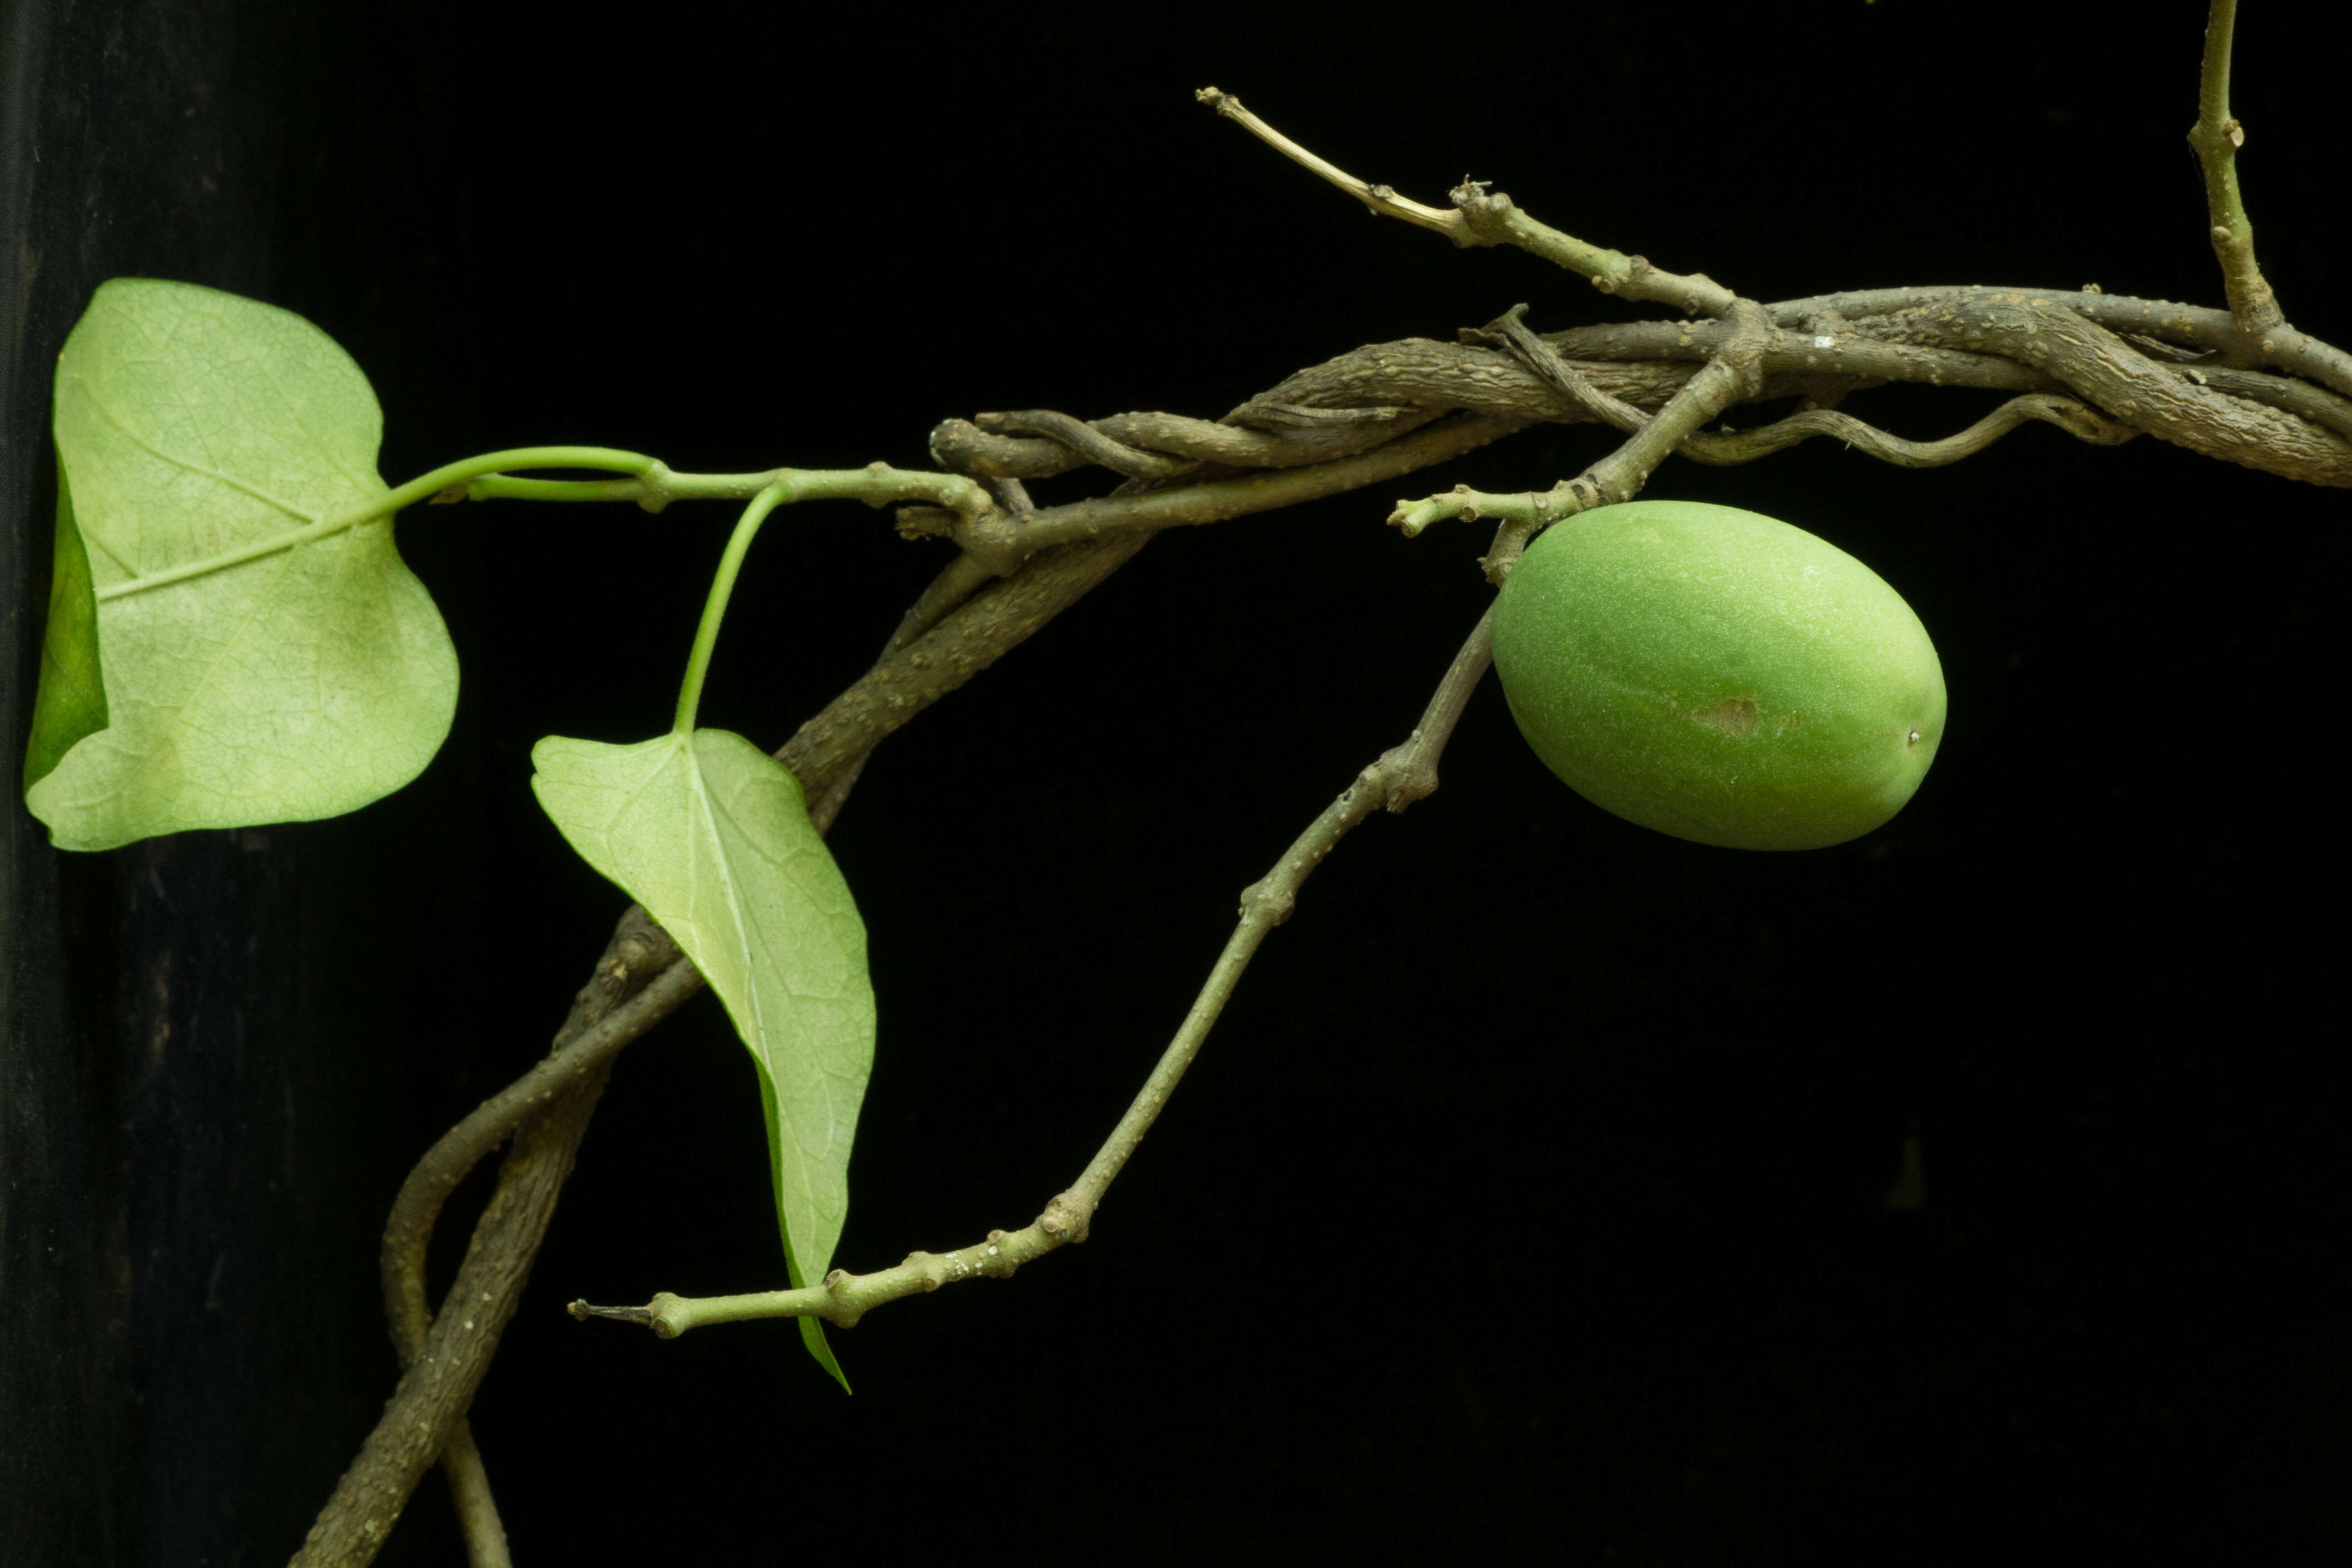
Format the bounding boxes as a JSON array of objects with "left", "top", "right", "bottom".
[{"left": 298, "top": 6, "right": 2350, "bottom": 1564}]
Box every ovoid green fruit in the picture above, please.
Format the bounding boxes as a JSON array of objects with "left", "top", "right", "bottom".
[{"left": 1491, "top": 499, "right": 1946, "bottom": 851}]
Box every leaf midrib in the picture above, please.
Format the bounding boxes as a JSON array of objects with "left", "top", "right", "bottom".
[{"left": 685, "top": 737, "right": 836, "bottom": 1259}]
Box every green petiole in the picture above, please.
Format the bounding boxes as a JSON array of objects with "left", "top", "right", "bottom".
[
  {"left": 95, "top": 446, "right": 658, "bottom": 603},
  {"left": 672, "top": 481, "right": 792, "bottom": 735}
]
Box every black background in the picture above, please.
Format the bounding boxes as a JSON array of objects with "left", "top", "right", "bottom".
[{"left": 5, "top": 1, "right": 2347, "bottom": 1563}]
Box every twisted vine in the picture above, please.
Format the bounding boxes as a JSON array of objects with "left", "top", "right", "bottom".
[{"left": 294, "top": 6, "right": 2344, "bottom": 1563}]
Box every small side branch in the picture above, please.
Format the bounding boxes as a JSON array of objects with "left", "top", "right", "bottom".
[
  {"left": 1398, "top": 298, "right": 1776, "bottom": 581},
  {"left": 1680, "top": 393, "right": 2139, "bottom": 468},
  {"left": 2189, "top": 0, "right": 2285, "bottom": 358},
  {"left": 1196, "top": 87, "right": 1460, "bottom": 235},
  {"left": 1501, "top": 295, "right": 1774, "bottom": 511},
  {"left": 1453, "top": 191, "right": 1736, "bottom": 318},
  {"left": 575, "top": 607, "right": 1499, "bottom": 1338},
  {"left": 1471, "top": 304, "right": 1647, "bottom": 432},
  {"left": 1198, "top": 87, "right": 1733, "bottom": 318}
]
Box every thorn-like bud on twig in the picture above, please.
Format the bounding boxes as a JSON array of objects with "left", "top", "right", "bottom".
[
  {"left": 1449, "top": 176, "right": 1493, "bottom": 209},
  {"left": 567, "top": 1298, "right": 656, "bottom": 1329}
]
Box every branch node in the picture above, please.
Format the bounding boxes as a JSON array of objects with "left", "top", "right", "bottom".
[
  {"left": 822, "top": 1269, "right": 863, "bottom": 1327},
  {"left": 1040, "top": 1195, "right": 1091, "bottom": 1245},
  {"left": 635, "top": 458, "right": 675, "bottom": 514},
  {"left": 1240, "top": 877, "right": 1296, "bottom": 928}
]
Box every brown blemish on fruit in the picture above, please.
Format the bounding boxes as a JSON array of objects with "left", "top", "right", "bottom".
[{"left": 1690, "top": 696, "right": 1760, "bottom": 735}]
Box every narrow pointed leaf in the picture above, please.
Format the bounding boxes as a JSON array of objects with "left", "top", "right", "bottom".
[
  {"left": 23, "top": 457, "right": 109, "bottom": 792},
  {"left": 531, "top": 728, "right": 874, "bottom": 1387},
  {"left": 25, "top": 279, "right": 456, "bottom": 850}
]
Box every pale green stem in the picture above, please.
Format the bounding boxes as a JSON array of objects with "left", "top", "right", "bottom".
[
  {"left": 1195, "top": 86, "right": 1735, "bottom": 318},
  {"left": 653, "top": 1289, "right": 819, "bottom": 1335},
  {"left": 2189, "top": 0, "right": 2284, "bottom": 351},
  {"left": 1389, "top": 483, "right": 1578, "bottom": 539},
  {"left": 94, "top": 446, "right": 655, "bottom": 603},
  {"left": 672, "top": 482, "right": 790, "bottom": 735},
  {"left": 664, "top": 463, "right": 999, "bottom": 732},
  {"left": 463, "top": 468, "right": 784, "bottom": 506},
  {"left": 1463, "top": 199, "right": 1736, "bottom": 318}
]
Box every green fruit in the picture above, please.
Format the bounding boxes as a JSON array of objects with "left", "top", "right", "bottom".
[{"left": 1491, "top": 499, "right": 1945, "bottom": 851}]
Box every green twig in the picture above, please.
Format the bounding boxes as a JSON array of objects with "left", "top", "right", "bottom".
[
  {"left": 2188, "top": 0, "right": 2285, "bottom": 359},
  {"left": 1390, "top": 483, "right": 1578, "bottom": 540},
  {"left": 572, "top": 604, "right": 1500, "bottom": 1339},
  {"left": 672, "top": 484, "right": 789, "bottom": 734},
  {"left": 1453, "top": 191, "right": 1736, "bottom": 318},
  {"left": 659, "top": 466, "right": 1000, "bottom": 731},
  {"left": 1197, "top": 88, "right": 1735, "bottom": 318},
  {"left": 1195, "top": 87, "right": 1460, "bottom": 236},
  {"left": 1394, "top": 299, "right": 1777, "bottom": 581}
]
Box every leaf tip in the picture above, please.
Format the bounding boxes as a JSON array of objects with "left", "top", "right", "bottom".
[{"left": 799, "top": 1316, "right": 852, "bottom": 1393}]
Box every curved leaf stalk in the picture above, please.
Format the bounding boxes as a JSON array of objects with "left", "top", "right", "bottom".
[{"left": 674, "top": 482, "right": 791, "bottom": 733}]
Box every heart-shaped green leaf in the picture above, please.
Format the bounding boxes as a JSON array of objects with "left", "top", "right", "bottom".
[
  {"left": 531, "top": 727, "right": 875, "bottom": 1387},
  {"left": 25, "top": 279, "right": 456, "bottom": 850}
]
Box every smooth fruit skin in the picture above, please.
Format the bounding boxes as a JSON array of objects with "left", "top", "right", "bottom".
[{"left": 1492, "top": 500, "right": 1946, "bottom": 851}]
